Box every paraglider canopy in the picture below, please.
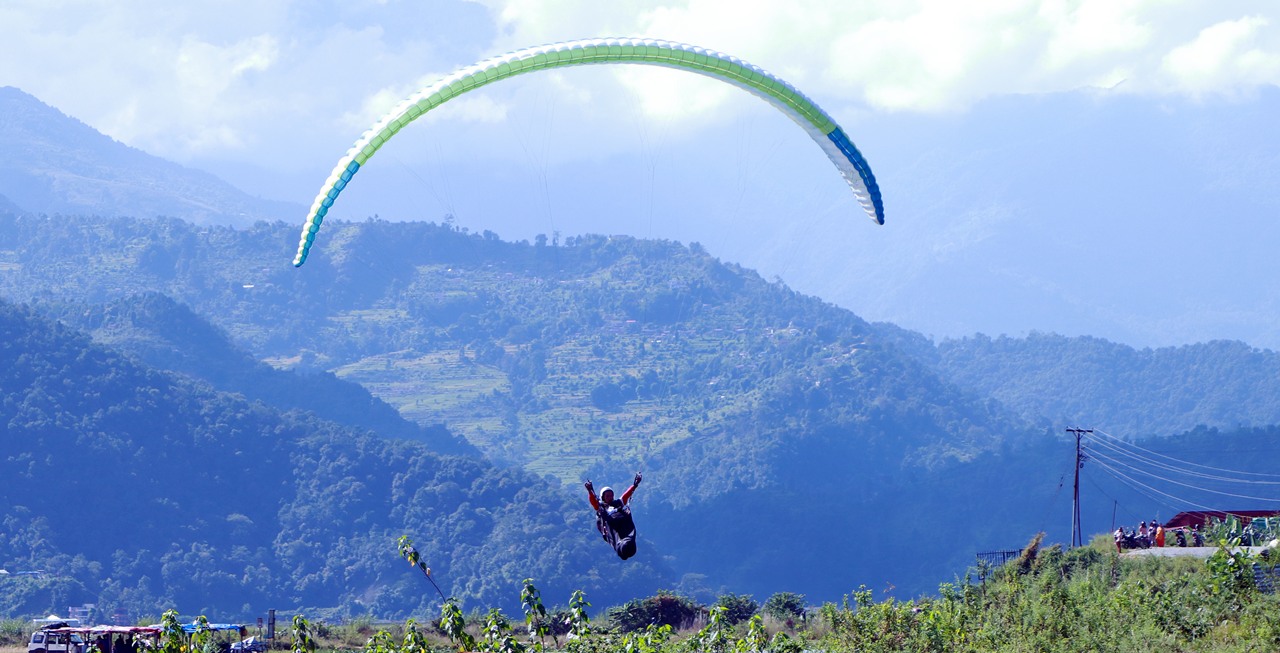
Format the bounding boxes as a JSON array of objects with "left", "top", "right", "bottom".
[{"left": 293, "top": 37, "right": 884, "bottom": 267}]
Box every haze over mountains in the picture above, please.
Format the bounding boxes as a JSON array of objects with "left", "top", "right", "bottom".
[
  {"left": 248, "top": 87, "right": 1280, "bottom": 351},
  {"left": 0, "top": 87, "right": 300, "bottom": 225},
  {"left": 2, "top": 87, "right": 1279, "bottom": 620}
]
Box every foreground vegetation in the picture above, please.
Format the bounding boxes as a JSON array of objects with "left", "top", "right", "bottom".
[
  {"left": 5, "top": 534, "right": 1278, "bottom": 652},
  {"left": 277, "top": 535, "right": 1280, "bottom": 652}
]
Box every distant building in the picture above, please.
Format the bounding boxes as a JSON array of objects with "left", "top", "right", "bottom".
[{"left": 1163, "top": 510, "right": 1280, "bottom": 530}]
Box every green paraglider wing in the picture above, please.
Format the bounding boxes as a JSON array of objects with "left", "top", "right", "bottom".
[{"left": 294, "top": 37, "right": 884, "bottom": 267}]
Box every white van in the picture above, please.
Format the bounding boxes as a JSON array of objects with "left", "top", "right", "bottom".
[{"left": 28, "top": 629, "right": 85, "bottom": 653}]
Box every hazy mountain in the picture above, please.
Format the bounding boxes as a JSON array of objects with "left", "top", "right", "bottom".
[
  {"left": 0, "top": 192, "right": 22, "bottom": 213},
  {"left": 802, "top": 90, "right": 1280, "bottom": 350},
  {"left": 0, "top": 212, "right": 1035, "bottom": 598},
  {"left": 292, "top": 88, "right": 1280, "bottom": 351},
  {"left": 0, "top": 87, "right": 302, "bottom": 226}
]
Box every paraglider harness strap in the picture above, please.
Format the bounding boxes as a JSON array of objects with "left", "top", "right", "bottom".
[{"left": 597, "top": 503, "right": 629, "bottom": 543}]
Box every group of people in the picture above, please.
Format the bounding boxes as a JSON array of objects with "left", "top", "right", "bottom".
[{"left": 1114, "top": 519, "right": 1205, "bottom": 552}]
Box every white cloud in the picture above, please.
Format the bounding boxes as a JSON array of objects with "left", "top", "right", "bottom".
[
  {"left": 1040, "top": 0, "right": 1153, "bottom": 71},
  {"left": 1161, "top": 16, "right": 1280, "bottom": 95},
  {"left": 826, "top": 2, "right": 1044, "bottom": 111},
  {"left": 0, "top": 1, "right": 464, "bottom": 166},
  {"left": 2, "top": 0, "right": 1279, "bottom": 168},
  {"left": 341, "top": 76, "right": 511, "bottom": 133},
  {"left": 475, "top": 0, "right": 1280, "bottom": 114}
]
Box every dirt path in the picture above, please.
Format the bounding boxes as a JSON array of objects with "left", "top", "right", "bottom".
[{"left": 1122, "top": 546, "right": 1271, "bottom": 558}]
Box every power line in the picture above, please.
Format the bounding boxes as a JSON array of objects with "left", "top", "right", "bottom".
[
  {"left": 1087, "top": 454, "right": 1185, "bottom": 513},
  {"left": 1084, "top": 472, "right": 1157, "bottom": 522},
  {"left": 1093, "top": 428, "right": 1280, "bottom": 480},
  {"left": 1075, "top": 426, "right": 1280, "bottom": 538},
  {"left": 1089, "top": 457, "right": 1220, "bottom": 512},
  {"left": 1087, "top": 436, "right": 1280, "bottom": 486},
  {"left": 1087, "top": 447, "right": 1280, "bottom": 504}
]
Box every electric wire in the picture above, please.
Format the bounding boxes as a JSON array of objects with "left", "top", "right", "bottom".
[
  {"left": 1086, "top": 434, "right": 1280, "bottom": 486},
  {"left": 1093, "top": 428, "right": 1280, "bottom": 480},
  {"left": 1084, "top": 471, "right": 1154, "bottom": 523},
  {"left": 1087, "top": 446, "right": 1280, "bottom": 503},
  {"left": 1088, "top": 432, "right": 1280, "bottom": 485},
  {"left": 1088, "top": 455, "right": 1184, "bottom": 515},
  {"left": 1077, "top": 427, "right": 1280, "bottom": 537},
  {"left": 1088, "top": 456, "right": 1220, "bottom": 512}
]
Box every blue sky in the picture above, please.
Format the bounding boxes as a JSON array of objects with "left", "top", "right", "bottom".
[{"left": 3, "top": 1, "right": 1279, "bottom": 348}]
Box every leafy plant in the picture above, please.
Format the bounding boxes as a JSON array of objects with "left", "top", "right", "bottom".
[
  {"left": 714, "top": 593, "right": 758, "bottom": 626},
  {"left": 438, "top": 600, "right": 477, "bottom": 653},
  {"left": 399, "top": 535, "right": 447, "bottom": 604},
  {"left": 520, "top": 578, "right": 556, "bottom": 651},
  {"left": 761, "top": 592, "right": 806, "bottom": 624},
  {"left": 291, "top": 615, "right": 316, "bottom": 653},
  {"left": 685, "top": 606, "right": 732, "bottom": 653},
  {"left": 566, "top": 590, "right": 592, "bottom": 640},
  {"left": 159, "top": 610, "right": 185, "bottom": 653},
  {"left": 480, "top": 608, "right": 523, "bottom": 653},
  {"left": 400, "top": 619, "right": 430, "bottom": 653}
]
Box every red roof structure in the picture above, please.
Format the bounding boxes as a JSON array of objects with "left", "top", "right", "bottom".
[{"left": 1163, "top": 510, "right": 1280, "bottom": 530}]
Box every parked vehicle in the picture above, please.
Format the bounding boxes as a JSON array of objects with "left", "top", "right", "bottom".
[
  {"left": 28, "top": 627, "right": 85, "bottom": 653},
  {"left": 231, "top": 636, "right": 266, "bottom": 653}
]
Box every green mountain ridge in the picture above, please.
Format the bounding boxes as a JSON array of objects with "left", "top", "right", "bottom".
[
  {"left": 0, "top": 299, "right": 675, "bottom": 620},
  {"left": 4, "top": 212, "right": 1280, "bottom": 606},
  {"left": 43, "top": 291, "right": 476, "bottom": 456},
  {"left": 3, "top": 84, "right": 1280, "bottom": 634},
  {"left": 0, "top": 213, "right": 1044, "bottom": 601},
  {"left": 930, "top": 332, "right": 1280, "bottom": 437}
]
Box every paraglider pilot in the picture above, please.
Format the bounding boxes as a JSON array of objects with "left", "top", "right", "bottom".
[{"left": 585, "top": 472, "right": 642, "bottom": 560}]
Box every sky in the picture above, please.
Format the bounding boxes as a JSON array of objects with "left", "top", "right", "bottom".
[{"left": 3, "top": 0, "right": 1280, "bottom": 348}]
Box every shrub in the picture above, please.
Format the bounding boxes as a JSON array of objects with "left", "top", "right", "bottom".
[
  {"left": 714, "top": 593, "right": 758, "bottom": 625},
  {"left": 606, "top": 590, "right": 703, "bottom": 633},
  {"left": 762, "top": 592, "right": 806, "bottom": 623}
]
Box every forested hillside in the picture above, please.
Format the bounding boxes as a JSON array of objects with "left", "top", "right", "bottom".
[
  {"left": 0, "top": 213, "right": 1040, "bottom": 598},
  {"left": 3, "top": 212, "right": 1279, "bottom": 605},
  {"left": 928, "top": 333, "right": 1280, "bottom": 437},
  {"left": 44, "top": 292, "right": 475, "bottom": 456},
  {"left": 0, "top": 300, "right": 675, "bottom": 620}
]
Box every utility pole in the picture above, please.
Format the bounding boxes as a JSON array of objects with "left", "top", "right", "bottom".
[{"left": 1066, "top": 427, "right": 1093, "bottom": 547}]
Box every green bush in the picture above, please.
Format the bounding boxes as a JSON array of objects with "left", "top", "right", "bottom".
[
  {"left": 762, "top": 591, "right": 806, "bottom": 623},
  {"left": 713, "top": 593, "right": 758, "bottom": 625},
  {"left": 1, "top": 619, "right": 29, "bottom": 647},
  {"left": 605, "top": 590, "right": 703, "bottom": 633}
]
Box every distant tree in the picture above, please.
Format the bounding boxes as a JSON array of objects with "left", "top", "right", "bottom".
[
  {"left": 714, "top": 592, "right": 758, "bottom": 625},
  {"left": 763, "top": 592, "right": 806, "bottom": 623},
  {"left": 606, "top": 590, "right": 703, "bottom": 633},
  {"left": 589, "top": 382, "right": 627, "bottom": 411}
]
